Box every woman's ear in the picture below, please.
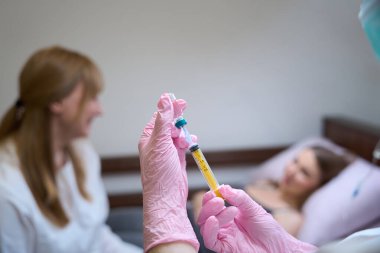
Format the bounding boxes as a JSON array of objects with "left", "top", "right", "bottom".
[{"left": 49, "top": 101, "right": 64, "bottom": 114}]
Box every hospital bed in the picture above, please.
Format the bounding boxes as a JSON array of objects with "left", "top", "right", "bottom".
[{"left": 102, "top": 116, "right": 380, "bottom": 247}]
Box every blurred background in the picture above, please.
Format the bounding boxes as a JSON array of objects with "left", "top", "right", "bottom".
[{"left": 0, "top": 0, "right": 379, "bottom": 157}]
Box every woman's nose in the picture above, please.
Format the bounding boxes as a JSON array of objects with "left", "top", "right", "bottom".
[
  {"left": 287, "top": 163, "right": 298, "bottom": 176},
  {"left": 93, "top": 100, "right": 103, "bottom": 116}
]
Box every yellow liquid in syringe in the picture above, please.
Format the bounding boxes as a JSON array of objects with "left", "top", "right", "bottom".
[{"left": 190, "top": 144, "right": 222, "bottom": 198}]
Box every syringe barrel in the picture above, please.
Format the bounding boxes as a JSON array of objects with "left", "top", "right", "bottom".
[
  {"left": 190, "top": 145, "right": 221, "bottom": 197},
  {"left": 168, "top": 93, "right": 221, "bottom": 197}
]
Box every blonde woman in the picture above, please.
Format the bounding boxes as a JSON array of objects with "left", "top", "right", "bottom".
[{"left": 0, "top": 46, "right": 142, "bottom": 253}]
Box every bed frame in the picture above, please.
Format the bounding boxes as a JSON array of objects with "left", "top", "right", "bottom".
[
  {"left": 102, "top": 116, "right": 380, "bottom": 208},
  {"left": 323, "top": 116, "right": 380, "bottom": 162}
]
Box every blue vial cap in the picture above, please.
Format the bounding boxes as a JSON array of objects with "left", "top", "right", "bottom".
[{"left": 175, "top": 117, "right": 187, "bottom": 128}]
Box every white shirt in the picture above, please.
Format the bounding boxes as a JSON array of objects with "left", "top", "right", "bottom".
[{"left": 0, "top": 139, "right": 142, "bottom": 253}]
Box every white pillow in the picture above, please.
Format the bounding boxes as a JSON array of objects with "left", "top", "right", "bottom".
[{"left": 248, "top": 137, "right": 380, "bottom": 246}]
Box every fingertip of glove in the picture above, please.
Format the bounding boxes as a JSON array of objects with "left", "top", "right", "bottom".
[
  {"left": 202, "top": 191, "right": 216, "bottom": 205},
  {"left": 219, "top": 185, "right": 247, "bottom": 206},
  {"left": 157, "top": 94, "right": 172, "bottom": 113},
  {"left": 217, "top": 206, "right": 238, "bottom": 227},
  {"left": 198, "top": 197, "right": 224, "bottom": 226},
  {"left": 206, "top": 215, "right": 219, "bottom": 226},
  {"left": 218, "top": 184, "right": 233, "bottom": 197},
  {"left": 203, "top": 216, "right": 219, "bottom": 249},
  {"left": 174, "top": 98, "right": 187, "bottom": 110},
  {"left": 173, "top": 98, "right": 187, "bottom": 118}
]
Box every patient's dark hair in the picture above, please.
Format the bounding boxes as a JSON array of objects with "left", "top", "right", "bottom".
[{"left": 311, "top": 146, "right": 350, "bottom": 186}]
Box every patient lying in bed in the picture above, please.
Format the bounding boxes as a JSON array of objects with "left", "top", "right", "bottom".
[{"left": 192, "top": 145, "right": 350, "bottom": 236}]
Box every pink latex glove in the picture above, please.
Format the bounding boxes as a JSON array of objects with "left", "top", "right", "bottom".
[
  {"left": 198, "top": 185, "right": 318, "bottom": 253},
  {"left": 138, "top": 93, "right": 199, "bottom": 252}
]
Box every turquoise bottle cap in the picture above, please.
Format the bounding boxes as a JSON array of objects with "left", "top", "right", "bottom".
[{"left": 175, "top": 117, "right": 187, "bottom": 128}]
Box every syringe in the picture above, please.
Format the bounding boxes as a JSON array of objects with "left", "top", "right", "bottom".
[
  {"left": 189, "top": 144, "right": 222, "bottom": 198},
  {"left": 170, "top": 94, "right": 222, "bottom": 197}
]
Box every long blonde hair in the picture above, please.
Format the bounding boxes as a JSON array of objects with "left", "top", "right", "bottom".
[{"left": 0, "top": 46, "right": 103, "bottom": 227}]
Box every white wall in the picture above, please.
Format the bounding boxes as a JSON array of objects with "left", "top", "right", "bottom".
[{"left": 0, "top": 0, "right": 379, "bottom": 156}]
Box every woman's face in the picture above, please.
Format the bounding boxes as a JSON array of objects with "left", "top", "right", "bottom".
[
  {"left": 279, "top": 148, "right": 322, "bottom": 197},
  {"left": 52, "top": 82, "right": 103, "bottom": 140}
]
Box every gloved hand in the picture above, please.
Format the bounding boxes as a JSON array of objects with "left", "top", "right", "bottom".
[
  {"left": 198, "top": 185, "right": 318, "bottom": 253},
  {"left": 139, "top": 93, "right": 199, "bottom": 252}
]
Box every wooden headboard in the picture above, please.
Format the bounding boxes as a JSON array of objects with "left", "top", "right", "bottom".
[
  {"left": 102, "top": 116, "right": 380, "bottom": 207},
  {"left": 323, "top": 116, "right": 380, "bottom": 163}
]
